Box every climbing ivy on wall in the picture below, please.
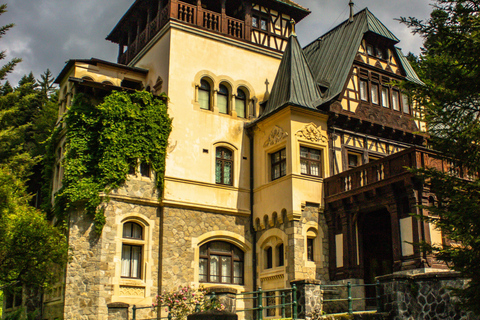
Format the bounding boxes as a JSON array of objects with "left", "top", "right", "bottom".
[{"left": 45, "top": 90, "right": 172, "bottom": 233}]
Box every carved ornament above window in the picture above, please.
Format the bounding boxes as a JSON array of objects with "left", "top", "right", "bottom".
[
  {"left": 295, "top": 123, "right": 327, "bottom": 143},
  {"left": 264, "top": 125, "right": 288, "bottom": 147}
]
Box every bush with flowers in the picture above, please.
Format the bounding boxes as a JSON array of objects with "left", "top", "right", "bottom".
[{"left": 153, "top": 285, "right": 226, "bottom": 319}]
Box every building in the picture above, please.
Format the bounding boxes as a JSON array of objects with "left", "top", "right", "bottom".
[{"left": 38, "top": 0, "right": 461, "bottom": 319}]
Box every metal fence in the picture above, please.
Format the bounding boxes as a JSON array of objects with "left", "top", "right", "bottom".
[
  {"left": 131, "top": 285, "right": 298, "bottom": 320},
  {"left": 235, "top": 285, "right": 298, "bottom": 320},
  {"left": 321, "top": 281, "right": 381, "bottom": 315}
]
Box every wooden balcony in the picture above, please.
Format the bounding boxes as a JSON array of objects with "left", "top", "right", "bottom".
[
  {"left": 324, "top": 147, "right": 451, "bottom": 203},
  {"left": 118, "top": 0, "right": 248, "bottom": 65}
]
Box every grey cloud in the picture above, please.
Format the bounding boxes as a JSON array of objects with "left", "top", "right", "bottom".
[{"left": 1, "top": 0, "right": 432, "bottom": 85}]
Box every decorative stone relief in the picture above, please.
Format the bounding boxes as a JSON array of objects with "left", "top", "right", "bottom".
[
  {"left": 119, "top": 286, "right": 145, "bottom": 297},
  {"left": 264, "top": 126, "right": 288, "bottom": 147},
  {"left": 295, "top": 123, "right": 327, "bottom": 143},
  {"left": 260, "top": 274, "right": 285, "bottom": 282}
]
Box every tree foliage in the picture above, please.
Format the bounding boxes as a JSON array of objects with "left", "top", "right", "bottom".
[
  {"left": 0, "top": 3, "right": 68, "bottom": 300},
  {"left": 401, "top": 0, "right": 480, "bottom": 314},
  {"left": 47, "top": 91, "right": 172, "bottom": 233}
]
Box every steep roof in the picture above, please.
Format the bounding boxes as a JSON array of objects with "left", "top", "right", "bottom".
[
  {"left": 395, "top": 47, "right": 425, "bottom": 86},
  {"left": 260, "top": 34, "right": 322, "bottom": 118},
  {"left": 303, "top": 8, "right": 403, "bottom": 104}
]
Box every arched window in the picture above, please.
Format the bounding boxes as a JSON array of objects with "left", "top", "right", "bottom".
[
  {"left": 235, "top": 88, "right": 246, "bottom": 118},
  {"left": 216, "top": 147, "right": 233, "bottom": 185},
  {"left": 306, "top": 228, "right": 318, "bottom": 262},
  {"left": 199, "top": 79, "right": 211, "bottom": 110},
  {"left": 121, "top": 222, "right": 143, "bottom": 278},
  {"left": 199, "top": 241, "right": 244, "bottom": 284},
  {"left": 217, "top": 84, "right": 229, "bottom": 114}
]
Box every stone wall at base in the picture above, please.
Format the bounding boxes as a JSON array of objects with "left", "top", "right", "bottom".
[
  {"left": 161, "top": 206, "right": 252, "bottom": 290},
  {"left": 61, "top": 177, "right": 161, "bottom": 320},
  {"left": 378, "top": 272, "right": 479, "bottom": 320},
  {"left": 292, "top": 279, "right": 322, "bottom": 319}
]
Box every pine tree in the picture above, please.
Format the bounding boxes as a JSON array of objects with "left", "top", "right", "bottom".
[{"left": 402, "top": 0, "right": 480, "bottom": 314}]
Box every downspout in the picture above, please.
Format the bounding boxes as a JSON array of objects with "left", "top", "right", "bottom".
[{"left": 248, "top": 127, "right": 257, "bottom": 293}]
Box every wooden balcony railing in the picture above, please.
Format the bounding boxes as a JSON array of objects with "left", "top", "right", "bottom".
[
  {"left": 118, "top": 0, "right": 247, "bottom": 65},
  {"left": 324, "top": 147, "right": 451, "bottom": 202}
]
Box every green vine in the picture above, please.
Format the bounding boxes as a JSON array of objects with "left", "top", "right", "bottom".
[{"left": 44, "top": 90, "right": 172, "bottom": 233}]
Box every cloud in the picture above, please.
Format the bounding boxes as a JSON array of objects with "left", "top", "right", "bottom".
[{"left": 1, "top": 0, "right": 433, "bottom": 85}]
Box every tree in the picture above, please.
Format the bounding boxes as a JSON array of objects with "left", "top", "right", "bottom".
[
  {"left": 0, "top": 4, "right": 20, "bottom": 82},
  {"left": 401, "top": 0, "right": 480, "bottom": 314},
  {"left": 0, "top": 4, "right": 68, "bottom": 314}
]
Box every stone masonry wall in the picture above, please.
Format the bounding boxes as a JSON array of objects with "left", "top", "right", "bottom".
[
  {"left": 62, "top": 177, "right": 160, "bottom": 320},
  {"left": 161, "top": 206, "right": 252, "bottom": 290},
  {"left": 378, "top": 272, "right": 479, "bottom": 320}
]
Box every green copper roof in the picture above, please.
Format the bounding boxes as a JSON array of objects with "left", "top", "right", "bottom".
[
  {"left": 395, "top": 47, "right": 425, "bottom": 86},
  {"left": 303, "top": 8, "right": 403, "bottom": 104},
  {"left": 261, "top": 34, "right": 322, "bottom": 118}
]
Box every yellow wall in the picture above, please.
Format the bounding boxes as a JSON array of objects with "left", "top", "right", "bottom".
[
  {"left": 134, "top": 25, "right": 284, "bottom": 216},
  {"left": 252, "top": 107, "right": 328, "bottom": 222}
]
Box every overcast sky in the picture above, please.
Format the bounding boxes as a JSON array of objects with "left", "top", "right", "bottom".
[{"left": 1, "top": 0, "right": 432, "bottom": 85}]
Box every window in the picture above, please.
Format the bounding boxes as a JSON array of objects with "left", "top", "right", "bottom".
[
  {"left": 277, "top": 244, "right": 284, "bottom": 267},
  {"left": 307, "top": 238, "right": 314, "bottom": 261},
  {"left": 392, "top": 91, "right": 400, "bottom": 111},
  {"left": 381, "top": 87, "right": 389, "bottom": 108},
  {"left": 265, "top": 246, "right": 273, "bottom": 269},
  {"left": 366, "top": 45, "right": 374, "bottom": 56},
  {"left": 252, "top": 16, "right": 258, "bottom": 28},
  {"left": 121, "top": 222, "right": 143, "bottom": 278},
  {"left": 271, "top": 148, "right": 286, "bottom": 180},
  {"left": 218, "top": 84, "right": 229, "bottom": 114},
  {"left": 306, "top": 228, "right": 317, "bottom": 262},
  {"left": 375, "top": 47, "right": 385, "bottom": 59},
  {"left": 260, "top": 18, "right": 268, "bottom": 31},
  {"left": 199, "top": 241, "right": 244, "bottom": 284},
  {"left": 371, "top": 84, "right": 379, "bottom": 104},
  {"left": 215, "top": 147, "right": 233, "bottom": 185},
  {"left": 300, "top": 146, "right": 322, "bottom": 177},
  {"left": 140, "top": 161, "right": 151, "bottom": 177},
  {"left": 348, "top": 153, "right": 361, "bottom": 169},
  {"left": 235, "top": 88, "right": 246, "bottom": 118},
  {"left": 402, "top": 93, "right": 410, "bottom": 114},
  {"left": 359, "top": 80, "right": 368, "bottom": 101},
  {"left": 199, "top": 79, "right": 211, "bottom": 110}
]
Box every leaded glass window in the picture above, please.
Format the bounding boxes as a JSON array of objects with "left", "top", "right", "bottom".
[{"left": 215, "top": 147, "right": 233, "bottom": 185}]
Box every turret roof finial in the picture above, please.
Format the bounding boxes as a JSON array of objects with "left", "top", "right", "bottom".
[
  {"left": 349, "top": 0, "right": 354, "bottom": 22},
  {"left": 290, "top": 19, "right": 297, "bottom": 36}
]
